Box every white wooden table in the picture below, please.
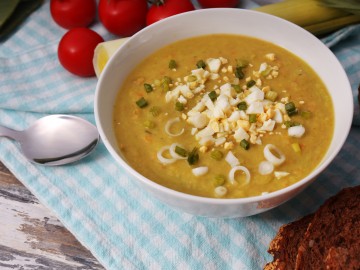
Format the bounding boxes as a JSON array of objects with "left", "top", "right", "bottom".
[{"left": 0, "top": 161, "right": 104, "bottom": 269}]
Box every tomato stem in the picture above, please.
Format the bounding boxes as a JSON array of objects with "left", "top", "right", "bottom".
[{"left": 148, "top": 0, "right": 165, "bottom": 6}]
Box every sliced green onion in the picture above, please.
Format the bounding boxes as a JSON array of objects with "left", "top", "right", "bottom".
[
  {"left": 149, "top": 106, "right": 161, "bottom": 117},
  {"left": 161, "top": 77, "right": 171, "bottom": 91},
  {"left": 285, "top": 102, "right": 298, "bottom": 116},
  {"left": 265, "top": 90, "right": 278, "bottom": 102},
  {"left": 287, "top": 109, "right": 298, "bottom": 116},
  {"left": 261, "top": 67, "right": 272, "bottom": 77},
  {"left": 169, "top": 59, "right": 177, "bottom": 69},
  {"left": 237, "top": 101, "right": 247, "bottom": 111},
  {"left": 162, "top": 82, "right": 170, "bottom": 91},
  {"left": 143, "top": 120, "right": 155, "bottom": 129},
  {"left": 246, "top": 80, "right": 256, "bottom": 88},
  {"left": 175, "top": 146, "right": 188, "bottom": 157},
  {"left": 284, "top": 121, "right": 300, "bottom": 128},
  {"left": 301, "top": 110, "right": 312, "bottom": 119},
  {"left": 285, "top": 101, "right": 296, "bottom": 112},
  {"left": 249, "top": 114, "right": 257, "bottom": 123},
  {"left": 175, "top": 102, "right": 184, "bottom": 111},
  {"left": 136, "top": 97, "right": 148, "bottom": 108},
  {"left": 210, "top": 150, "right": 223, "bottom": 160},
  {"left": 144, "top": 83, "right": 153, "bottom": 93},
  {"left": 240, "top": 139, "right": 250, "bottom": 150},
  {"left": 162, "top": 76, "right": 172, "bottom": 84},
  {"left": 232, "top": 84, "right": 242, "bottom": 93},
  {"left": 234, "top": 66, "right": 244, "bottom": 79},
  {"left": 208, "top": 90, "right": 217, "bottom": 102},
  {"left": 213, "top": 175, "right": 226, "bottom": 187},
  {"left": 187, "top": 75, "right": 197, "bottom": 82},
  {"left": 196, "top": 60, "right": 206, "bottom": 69},
  {"left": 187, "top": 147, "right": 199, "bottom": 165},
  {"left": 291, "top": 142, "right": 301, "bottom": 153},
  {"left": 236, "top": 59, "right": 249, "bottom": 68}
]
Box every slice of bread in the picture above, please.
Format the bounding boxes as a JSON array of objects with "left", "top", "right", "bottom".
[
  {"left": 265, "top": 186, "right": 360, "bottom": 270},
  {"left": 264, "top": 214, "right": 314, "bottom": 270},
  {"left": 295, "top": 186, "right": 360, "bottom": 270}
]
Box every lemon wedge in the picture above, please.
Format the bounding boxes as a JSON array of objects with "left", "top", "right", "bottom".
[{"left": 93, "top": 37, "right": 130, "bottom": 78}]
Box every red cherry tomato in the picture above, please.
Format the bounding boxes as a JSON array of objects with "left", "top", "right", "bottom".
[
  {"left": 146, "top": 0, "right": 195, "bottom": 26},
  {"left": 197, "top": 0, "right": 239, "bottom": 8},
  {"left": 98, "top": 0, "right": 148, "bottom": 37},
  {"left": 50, "top": 0, "right": 96, "bottom": 29},
  {"left": 58, "top": 28, "right": 104, "bottom": 77}
]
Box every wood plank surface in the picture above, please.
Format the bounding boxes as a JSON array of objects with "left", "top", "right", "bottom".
[{"left": 0, "top": 161, "right": 105, "bottom": 269}]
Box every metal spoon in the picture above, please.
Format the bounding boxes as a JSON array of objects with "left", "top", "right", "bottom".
[{"left": 0, "top": 115, "right": 99, "bottom": 166}]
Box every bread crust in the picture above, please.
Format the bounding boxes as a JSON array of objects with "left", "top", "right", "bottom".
[{"left": 265, "top": 186, "right": 360, "bottom": 270}]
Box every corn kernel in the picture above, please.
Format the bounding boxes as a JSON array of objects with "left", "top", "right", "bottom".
[{"left": 291, "top": 143, "right": 301, "bottom": 153}]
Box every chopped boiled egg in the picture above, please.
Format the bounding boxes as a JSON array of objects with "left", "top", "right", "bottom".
[
  {"left": 206, "top": 58, "right": 222, "bottom": 73},
  {"left": 187, "top": 112, "right": 208, "bottom": 129},
  {"left": 246, "top": 101, "right": 264, "bottom": 114}
]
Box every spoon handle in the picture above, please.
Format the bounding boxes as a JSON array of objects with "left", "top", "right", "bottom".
[{"left": 0, "top": 125, "right": 22, "bottom": 141}]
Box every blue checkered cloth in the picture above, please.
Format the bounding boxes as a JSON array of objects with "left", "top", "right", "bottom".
[{"left": 1, "top": 2, "right": 359, "bottom": 269}]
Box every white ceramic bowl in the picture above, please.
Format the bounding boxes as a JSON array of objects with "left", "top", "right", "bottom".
[{"left": 94, "top": 8, "right": 353, "bottom": 218}]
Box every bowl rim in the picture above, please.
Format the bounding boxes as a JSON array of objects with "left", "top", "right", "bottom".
[{"left": 95, "top": 8, "right": 354, "bottom": 205}]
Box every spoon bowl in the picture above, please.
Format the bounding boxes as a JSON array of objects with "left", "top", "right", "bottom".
[{"left": 0, "top": 115, "right": 99, "bottom": 166}]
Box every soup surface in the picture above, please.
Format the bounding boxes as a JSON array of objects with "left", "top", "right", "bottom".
[{"left": 113, "top": 34, "right": 334, "bottom": 199}]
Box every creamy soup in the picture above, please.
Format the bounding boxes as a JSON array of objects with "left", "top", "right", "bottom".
[{"left": 113, "top": 34, "right": 334, "bottom": 199}]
